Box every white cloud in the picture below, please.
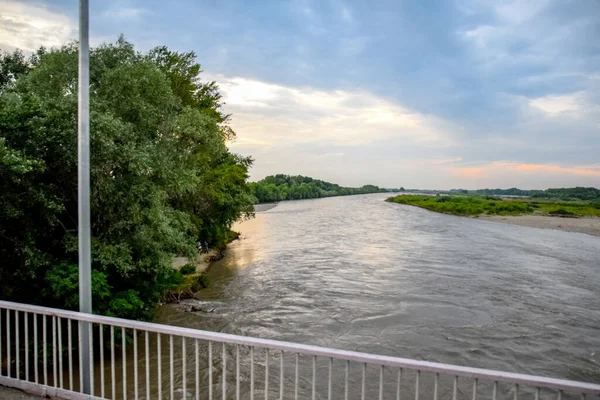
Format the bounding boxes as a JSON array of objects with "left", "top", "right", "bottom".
[
  {"left": 102, "top": 7, "right": 148, "bottom": 20},
  {"left": 494, "top": 0, "right": 549, "bottom": 24},
  {"left": 529, "top": 93, "right": 584, "bottom": 115},
  {"left": 205, "top": 75, "right": 466, "bottom": 186},
  {"left": 341, "top": 7, "right": 353, "bottom": 23},
  {"left": 431, "top": 157, "right": 463, "bottom": 165},
  {"left": 462, "top": 25, "right": 498, "bottom": 49},
  {"left": 0, "top": 1, "right": 75, "bottom": 52},
  {"left": 213, "top": 75, "right": 457, "bottom": 148}
]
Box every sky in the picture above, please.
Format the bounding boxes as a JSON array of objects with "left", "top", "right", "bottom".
[{"left": 1, "top": 0, "right": 599, "bottom": 189}]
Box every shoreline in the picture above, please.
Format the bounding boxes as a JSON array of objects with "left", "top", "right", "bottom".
[
  {"left": 254, "top": 202, "right": 278, "bottom": 212},
  {"left": 479, "top": 214, "right": 600, "bottom": 236},
  {"left": 387, "top": 195, "right": 600, "bottom": 237},
  {"left": 171, "top": 247, "right": 223, "bottom": 275},
  {"left": 167, "top": 232, "right": 242, "bottom": 303}
]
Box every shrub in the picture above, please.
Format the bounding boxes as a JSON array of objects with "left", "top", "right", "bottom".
[
  {"left": 179, "top": 264, "right": 197, "bottom": 275},
  {"left": 191, "top": 273, "right": 210, "bottom": 291},
  {"left": 548, "top": 209, "right": 575, "bottom": 216}
]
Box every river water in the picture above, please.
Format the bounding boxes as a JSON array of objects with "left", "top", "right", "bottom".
[{"left": 154, "top": 193, "right": 600, "bottom": 398}]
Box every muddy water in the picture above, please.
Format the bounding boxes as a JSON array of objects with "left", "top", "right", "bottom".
[{"left": 121, "top": 194, "right": 600, "bottom": 399}]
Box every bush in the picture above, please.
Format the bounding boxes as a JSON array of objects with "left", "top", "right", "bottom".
[
  {"left": 190, "top": 273, "right": 210, "bottom": 292},
  {"left": 548, "top": 209, "right": 575, "bottom": 216},
  {"left": 179, "top": 264, "right": 197, "bottom": 275}
]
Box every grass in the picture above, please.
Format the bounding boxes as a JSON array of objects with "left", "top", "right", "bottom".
[{"left": 386, "top": 195, "right": 600, "bottom": 217}]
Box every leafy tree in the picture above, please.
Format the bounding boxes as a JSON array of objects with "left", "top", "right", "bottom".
[
  {"left": 147, "top": 45, "right": 235, "bottom": 142},
  {"left": 251, "top": 174, "right": 386, "bottom": 203},
  {"left": 0, "top": 49, "right": 32, "bottom": 91},
  {"left": 0, "top": 38, "right": 254, "bottom": 320}
]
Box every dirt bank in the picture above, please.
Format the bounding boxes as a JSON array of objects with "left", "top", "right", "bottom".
[
  {"left": 479, "top": 215, "right": 600, "bottom": 236},
  {"left": 254, "top": 203, "right": 277, "bottom": 212}
]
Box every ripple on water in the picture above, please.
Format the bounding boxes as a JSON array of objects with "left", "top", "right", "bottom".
[{"left": 157, "top": 194, "right": 600, "bottom": 383}]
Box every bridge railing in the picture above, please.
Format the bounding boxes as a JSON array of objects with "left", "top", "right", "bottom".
[{"left": 1, "top": 300, "right": 599, "bottom": 400}]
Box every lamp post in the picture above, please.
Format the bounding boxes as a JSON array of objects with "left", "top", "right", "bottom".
[{"left": 78, "top": 0, "right": 92, "bottom": 394}]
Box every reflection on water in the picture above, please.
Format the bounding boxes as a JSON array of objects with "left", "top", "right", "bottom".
[{"left": 150, "top": 193, "right": 600, "bottom": 398}]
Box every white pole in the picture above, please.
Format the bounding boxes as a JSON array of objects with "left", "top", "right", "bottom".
[{"left": 78, "top": 0, "right": 92, "bottom": 394}]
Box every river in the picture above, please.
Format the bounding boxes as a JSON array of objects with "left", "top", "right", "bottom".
[{"left": 154, "top": 193, "right": 600, "bottom": 398}]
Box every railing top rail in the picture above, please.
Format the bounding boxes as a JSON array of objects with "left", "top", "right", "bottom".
[{"left": 2, "top": 300, "right": 599, "bottom": 395}]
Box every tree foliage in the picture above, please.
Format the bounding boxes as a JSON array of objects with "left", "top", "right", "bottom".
[
  {"left": 250, "top": 174, "right": 386, "bottom": 203},
  {"left": 530, "top": 187, "right": 600, "bottom": 201},
  {"left": 474, "top": 187, "right": 600, "bottom": 200},
  {"left": 0, "top": 38, "right": 254, "bottom": 320}
]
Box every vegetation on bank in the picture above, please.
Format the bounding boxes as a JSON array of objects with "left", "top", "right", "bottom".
[
  {"left": 386, "top": 195, "right": 600, "bottom": 217},
  {"left": 0, "top": 38, "right": 255, "bottom": 321},
  {"left": 164, "top": 263, "right": 210, "bottom": 303},
  {"left": 250, "top": 174, "right": 386, "bottom": 203},
  {"left": 473, "top": 187, "right": 600, "bottom": 201}
]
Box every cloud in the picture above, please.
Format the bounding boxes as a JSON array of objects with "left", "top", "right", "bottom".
[
  {"left": 339, "top": 36, "right": 369, "bottom": 57},
  {"left": 215, "top": 75, "right": 457, "bottom": 149},
  {"left": 494, "top": 0, "right": 550, "bottom": 24},
  {"left": 431, "top": 157, "right": 463, "bottom": 165},
  {"left": 341, "top": 7, "right": 353, "bottom": 23},
  {"left": 2, "top": 0, "right": 598, "bottom": 189},
  {"left": 450, "top": 161, "right": 600, "bottom": 188},
  {"left": 529, "top": 92, "right": 584, "bottom": 116},
  {"left": 462, "top": 25, "right": 498, "bottom": 49},
  {"left": 0, "top": 1, "right": 74, "bottom": 52},
  {"left": 516, "top": 163, "right": 600, "bottom": 177},
  {"left": 101, "top": 6, "right": 149, "bottom": 20},
  {"left": 209, "top": 75, "right": 468, "bottom": 187}
]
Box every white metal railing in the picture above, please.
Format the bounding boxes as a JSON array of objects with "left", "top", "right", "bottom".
[{"left": 1, "top": 300, "right": 599, "bottom": 400}]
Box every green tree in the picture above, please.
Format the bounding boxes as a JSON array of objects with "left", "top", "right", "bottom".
[
  {"left": 0, "top": 38, "right": 254, "bottom": 320},
  {"left": 251, "top": 175, "right": 385, "bottom": 203}
]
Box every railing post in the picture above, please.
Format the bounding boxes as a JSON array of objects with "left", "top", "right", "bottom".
[{"left": 2, "top": 301, "right": 600, "bottom": 399}]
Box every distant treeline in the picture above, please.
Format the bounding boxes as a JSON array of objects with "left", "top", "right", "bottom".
[
  {"left": 474, "top": 188, "right": 530, "bottom": 196},
  {"left": 474, "top": 187, "right": 600, "bottom": 201},
  {"left": 250, "top": 174, "right": 386, "bottom": 203}
]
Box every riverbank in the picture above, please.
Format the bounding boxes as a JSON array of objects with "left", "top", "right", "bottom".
[
  {"left": 387, "top": 194, "right": 600, "bottom": 236},
  {"left": 386, "top": 194, "right": 600, "bottom": 217},
  {"left": 171, "top": 248, "right": 222, "bottom": 275},
  {"left": 254, "top": 202, "right": 278, "bottom": 212},
  {"left": 480, "top": 215, "right": 600, "bottom": 236},
  {"left": 167, "top": 232, "right": 241, "bottom": 302}
]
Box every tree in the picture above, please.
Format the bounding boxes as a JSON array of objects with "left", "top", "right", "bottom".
[
  {"left": 147, "top": 45, "right": 235, "bottom": 142},
  {"left": 0, "top": 38, "right": 254, "bottom": 320},
  {"left": 0, "top": 49, "right": 31, "bottom": 91},
  {"left": 251, "top": 175, "right": 385, "bottom": 203}
]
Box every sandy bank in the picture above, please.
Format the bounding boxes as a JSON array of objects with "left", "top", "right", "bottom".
[
  {"left": 254, "top": 203, "right": 278, "bottom": 212},
  {"left": 479, "top": 215, "right": 600, "bottom": 236},
  {"left": 172, "top": 248, "right": 222, "bottom": 273}
]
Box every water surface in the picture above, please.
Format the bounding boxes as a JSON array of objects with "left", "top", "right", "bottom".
[{"left": 156, "top": 193, "right": 600, "bottom": 397}]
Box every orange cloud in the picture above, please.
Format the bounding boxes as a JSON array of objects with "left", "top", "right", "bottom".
[
  {"left": 515, "top": 163, "right": 600, "bottom": 177},
  {"left": 517, "top": 164, "right": 545, "bottom": 171},
  {"left": 452, "top": 162, "right": 600, "bottom": 178},
  {"left": 454, "top": 167, "right": 486, "bottom": 178}
]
